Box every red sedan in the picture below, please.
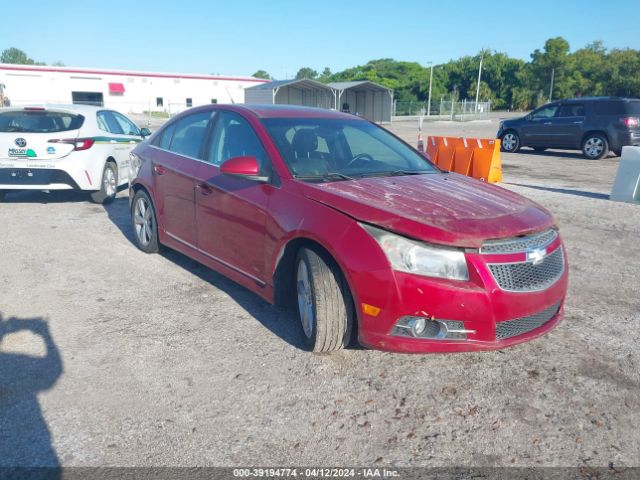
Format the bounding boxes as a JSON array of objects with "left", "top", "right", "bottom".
[{"left": 129, "top": 105, "right": 568, "bottom": 353}]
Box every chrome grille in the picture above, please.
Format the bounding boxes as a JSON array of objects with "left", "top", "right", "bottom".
[
  {"left": 488, "top": 247, "right": 564, "bottom": 292},
  {"left": 481, "top": 229, "right": 557, "bottom": 254},
  {"left": 496, "top": 302, "right": 561, "bottom": 340}
]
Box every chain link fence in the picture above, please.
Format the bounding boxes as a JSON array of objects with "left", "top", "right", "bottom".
[{"left": 393, "top": 99, "right": 491, "bottom": 121}]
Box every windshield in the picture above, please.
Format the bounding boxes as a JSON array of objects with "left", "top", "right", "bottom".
[
  {"left": 262, "top": 118, "right": 436, "bottom": 181},
  {"left": 0, "top": 111, "right": 85, "bottom": 133}
]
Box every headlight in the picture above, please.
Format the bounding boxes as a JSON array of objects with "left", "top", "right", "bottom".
[
  {"left": 361, "top": 224, "right": 469, "bottom": 281},
  {"left": 129, "top": 152, "right": 143, "bottom": 179}
]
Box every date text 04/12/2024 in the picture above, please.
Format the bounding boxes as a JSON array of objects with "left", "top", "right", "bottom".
[{"left": 232, "top": 468, "right": 400, "bottom": 478}]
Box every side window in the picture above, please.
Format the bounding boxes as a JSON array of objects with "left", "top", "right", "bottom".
[
  {"left": 112, "top": 112, "right": 141, "bottom": 136},
  {"left": 167, "top": 110, "right": 214, "bottom": 159},
  {"left": 207, "top": 111, "right": 268, "bottom": 169},
  {"left": 96, "top": 110, "right": 123, "bottom": 134},
  {"left": 594, "top": 101, "right": 624, "bottom": 115},
  {"left": 153, "top": 122, "right": 177, "bottom": 150},
  {"left": 532, "top": 105, "right": 559, "bottom": 119},
  {"left": 557, "top": 104, "right": 585, "bottom": 117}
]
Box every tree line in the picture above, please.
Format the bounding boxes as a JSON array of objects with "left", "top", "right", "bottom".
[
  {"left": 3, "top": 38, "right": 639, "bottom": 112},
  {"left": 254, "top": 37, "right": 640, "bottom": 110}
]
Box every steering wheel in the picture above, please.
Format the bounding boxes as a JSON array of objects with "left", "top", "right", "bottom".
[{"left": 346, "top": 153, "right": 374, "bottom": 168}]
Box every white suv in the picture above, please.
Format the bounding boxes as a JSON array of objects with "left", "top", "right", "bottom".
[{"left": 0, "top": 104, "right": 150, "bottom": 203}]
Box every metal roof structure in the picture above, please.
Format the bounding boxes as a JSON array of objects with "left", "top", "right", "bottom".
[{"left": 245, "top": 79, "right": 332, "bottom": 91}]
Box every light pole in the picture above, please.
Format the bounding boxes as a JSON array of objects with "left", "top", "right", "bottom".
[
  {"left": 475, "top": 51, "right": 484, "bottom": 112},
  {"left": 427, "top": 61, "right": 433, "bottom": 117}
]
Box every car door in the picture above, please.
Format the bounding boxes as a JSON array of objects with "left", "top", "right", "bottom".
[
  {"left": 152, "top": 109, "right": 216, "bottom": 248},
  {"left": 194, "top": 110, "right": 275, "bottom": 285},
  {"left": 552, "top": 103, "right": 586, "bottom": 148},
  {"left": 110, "top": 111, "right": 145, "bottom": 182},
  {"left": 96, "top": 110, "right": 140, "bottom": 184},
  {"left": 520, "top": 104, "right": 560, "bottom": 147}
]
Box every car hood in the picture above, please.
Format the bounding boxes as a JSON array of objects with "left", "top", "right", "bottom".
[{"left": 300, "top": 173, "right": 555, "bottom": 248}]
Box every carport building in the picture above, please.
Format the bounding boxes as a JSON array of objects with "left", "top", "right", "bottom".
[
  {"left": 328, "top": 81, "right": 393, "bottom": 123},
  {"left": 244, "top": 79, "right": 334, "bottom": 109}
]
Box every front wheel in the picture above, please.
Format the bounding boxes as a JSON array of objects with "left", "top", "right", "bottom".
[
  {"left": 90, "top": 162, "right": 118, "bottom": 204},
  {"left": 582, "top": 134, "right": 609, "bottom": 160},
  {"left": 131, "top": 189, "right": 160, "bottom": 253},
  {"left": 501, "top": 131, "right": 520, "bottom": 153},
  {"left": 295, "top": 248, "right": 353, "bottom": 353}
]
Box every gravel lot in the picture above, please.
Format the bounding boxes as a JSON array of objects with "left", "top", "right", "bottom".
[{"left": 0, "top": 117, "right": 638, "bottom": 469}]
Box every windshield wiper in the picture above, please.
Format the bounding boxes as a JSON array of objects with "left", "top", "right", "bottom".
[
  {"left": 293, "top": 172, "right": 355, "bottom": 182},
  {"left": 359, "top": 170, "right": 430, "bottom": 178}
]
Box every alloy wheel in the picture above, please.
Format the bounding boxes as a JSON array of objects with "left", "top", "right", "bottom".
[
  {"left": 104, "top": 167, "right": 117, "bottom": 196},
  {"left": 502, "top": 133, "right": 518, "bottom": 151},
  {"left": 584, "top": 137, "right": 604, "bottom": 158},
  {"left": 133, "top": 196, "right": 153, "bottom": 247}
]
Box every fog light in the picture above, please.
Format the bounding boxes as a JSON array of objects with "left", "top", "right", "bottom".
[
  {"left": 408, "top": 317, "right": 426, "bottom": 337},
  {"left": 392, "top": 316, "right": 475, "bottom": 340}
]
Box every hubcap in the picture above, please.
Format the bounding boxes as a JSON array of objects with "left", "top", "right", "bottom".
[
  {"left": 133, "top": 197, "right": 153, "bottom": 246},
  {"left": 585, "top": 137, "right": 604, "bottom": 158},
  {"left": 503, "top": 133, "right": 517, "bottom": 151},
  {"left": 296, "top": 260, "right": 314, "bottom": 338},
  {"left": 104, "top": 166, "right": 117, "bottom": 196}
]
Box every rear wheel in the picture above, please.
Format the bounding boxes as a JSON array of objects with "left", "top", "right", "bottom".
[
  {"left": 501, "top": 131, "right": 520, "bottom": 153},
  {"left": 90, "top": 162, "right": 118, "bottom": 204},
  {"left": 131, "top": 189, "right": 160, "bottom": 253},
  {"left": 295, "top": 248, "right": 353, "bottom": 353},
  {"left": 582, "top": 134, "right": 609, "bottom": 160}
]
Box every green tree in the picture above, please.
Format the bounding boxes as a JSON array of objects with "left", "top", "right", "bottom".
[
  {"left": 252, "top": 70, "right": 272, "bottom": 80},
  {"left": 1, "top": 47, "right": 44, "bottom": 65},
  {"left": 295, "top": 67, "right": 318, "bottom": 80}
]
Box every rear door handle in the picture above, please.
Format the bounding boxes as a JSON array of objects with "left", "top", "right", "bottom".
[
  {"left": 573, "top": 121, "right": 584, "bottom": 124},
  {"left": 197, "top": 182, "right": 213, "bottom": 196},
  {"left": 153, "top": 164, "right": 167, "bottom": 175},
  {"left": 544, "top": 122, "right": 553, "bottom": 125}
]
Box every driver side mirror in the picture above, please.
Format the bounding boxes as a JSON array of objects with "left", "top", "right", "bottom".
[
  {"left": 140, "top": 127, "right": 152, "bottom": 138},
  {"left": 526, "top": 114, "right": 533, "bottom": 121},
  {"left": 221, "top": 156, "right": 269, "bottom": 183}
]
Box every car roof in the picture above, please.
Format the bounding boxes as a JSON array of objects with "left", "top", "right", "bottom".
[
  {"left": 220, "top": 104, "right": 366, "bottom": 120},
  {"left": 0, "top": 104, "right": 103, "bottom": 114},
  {"left": 562, "top": 96, "right": 640, "bottom": 103}
]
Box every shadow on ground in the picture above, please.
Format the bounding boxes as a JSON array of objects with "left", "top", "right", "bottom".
[
  {"left": 507, "top": 183, "right": 610, "bottom": 200},
  {"left": 103, "top": 197, "right": 309, "bottom": 351},
  {"left": 0, "top": 315, "right": 62, "bottom": 478}
]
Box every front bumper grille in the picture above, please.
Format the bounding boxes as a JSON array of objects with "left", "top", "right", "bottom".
[
  {"left": 481, "top": 229, "right": 558, "bottom": 254},
  {"left": 496, "top": 302, "right": 561, "bottom": 340},
  {"left": 488, "top": 247, "right": 565, "bottom": 292}
]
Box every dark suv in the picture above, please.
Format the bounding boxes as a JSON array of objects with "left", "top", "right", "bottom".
[{"left": 497, "top": 97, "right": 640, "bottom": 159}]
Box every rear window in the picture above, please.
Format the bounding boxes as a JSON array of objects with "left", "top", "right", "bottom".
[
  {"left": 0, "top": 111, "right": 85, "bottom": 133},
  {"left": 593, "top": 101, "right": 640, "bottom": 115}
]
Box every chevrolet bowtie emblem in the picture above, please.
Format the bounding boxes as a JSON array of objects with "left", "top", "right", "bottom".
[{"left": 526, "top": 248, "right": 547, "bottom": 265}]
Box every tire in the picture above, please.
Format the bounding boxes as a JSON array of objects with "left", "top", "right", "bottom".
[
  {"left": 501, "top": 131, "right": 520, "bottom": 153},
  {"left": 90, "top": 161, "right": 118, "bottom": 204},
  {"left": 533, "top": 147, "right": 547, "bottom": 152},
  {"left": 131, "top": 189, "right": 160, "bottom": 253},
  {"left": 295, "top": 248, "right": 353, "bottom": 353},
  {"left": 582, "top": 134, "right": 609, "bottom": 160}
]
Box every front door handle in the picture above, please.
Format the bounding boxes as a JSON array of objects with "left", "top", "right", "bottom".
[
  {"left": 153, "top": 164, "right": 167, "bottom": 175},
  {"left": 573, "top": 121, "right": 584, "bottom": 124},
  {"left": 543, "top": 122, "right": 553, "bottom": 125},
  {"left": 197, "top": 182, "right": 213, "bottom": 196}
]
